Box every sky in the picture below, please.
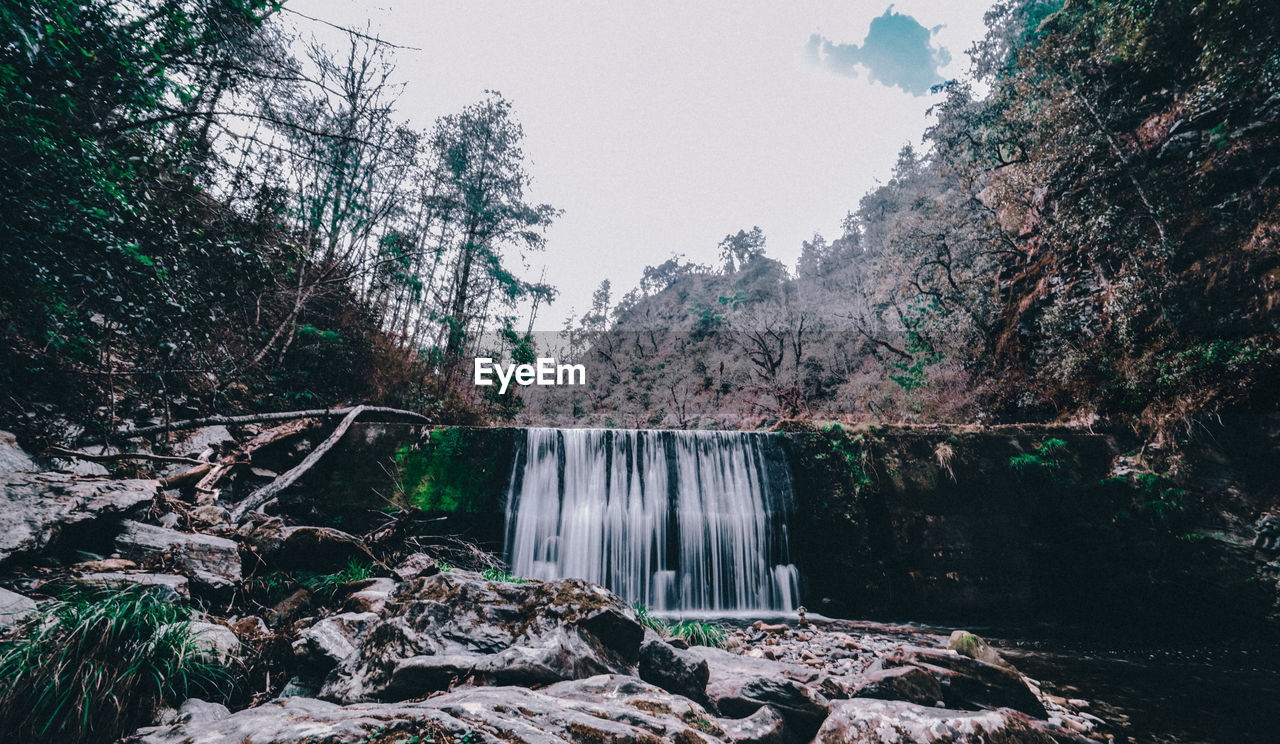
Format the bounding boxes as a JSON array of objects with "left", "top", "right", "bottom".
[{"left": 291, "top": 0, "right": 995, "bottom": 330}]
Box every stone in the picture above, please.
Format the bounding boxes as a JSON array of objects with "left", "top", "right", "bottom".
[
  {"left": 171, "top": 425, "right": 234, "bottom": 458},
  {"left": 154, "top": 698, "right": 231, "bottom": 727},
  {"left": 343, "top": 577, "right": 397, "bottom": 613},
  {"left": 846, "top": 665, "right": 944, "bottom": 707},
  {"left": 0, "top": 430, "right": 35, "bottom": 472},
  {"left": 721, "top": 704, "right": 789, "bottom": 744},
  {"left": 189, "top": 505, "right": 230, "bottom": 528},
  {"left": 685, "top": 645, "right": 831, "bottom": 738},
  {"left": 0, "top": 472, "right": 157, "bottom": 563},
  {"left": 75, "top": 572, "right": 190, "bottom": 601},
  {"left": 131, "top": 675, "right": 740, "bottom": 744},
  {"left": 228, "top": 615, "right": 270, "bottom": 641},
  {"left": 52, "top": 457, "right": 110, "bottom": 477},
  {"left": 293, "top": 611, "right": 378, "bottom": 670},
  {"left": 639, "top": 634, "right": 710, "bottom": 702},
  {"left": 0, "top": 586, "right": 37, "bottom": 629},
  {"left": 169, "top": 621, "right": 241, "bottom": 664},
  {"left": 949, "top": 630, "right": 1015, "bottom": 670},
  {"left": 319, "top": 572, "right": 644, "bottom": 703},
  {"left": 899, "top": 647, "right": 1047, "bottom": 718},
  {"left": 392, "top": 552, "right": 440, "bottom": 581},
  {"left": 815, "top": 698, "right": 1057, "bottom": 743},
  {"left": 114, "top": 520, "right": 241, "bottom": 591}
]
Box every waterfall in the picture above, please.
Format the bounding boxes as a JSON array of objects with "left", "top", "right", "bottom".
[{"left": 503, "top": 428, "right": 800, "bottom": 614}]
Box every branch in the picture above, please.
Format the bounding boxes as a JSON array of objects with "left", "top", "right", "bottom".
[
  {"left": 46, "top": 447, "right": 205, "bottom": 465},
  {"left": 113, "top": 405, "right": 429, "bottom": 439},
  {"left": 229, "top": 405, "right": 368, "bottom": 522}
]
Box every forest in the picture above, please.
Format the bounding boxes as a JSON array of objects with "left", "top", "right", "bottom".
[{"left": 2, "top": 3, "right": 1280, "bottom": 744}]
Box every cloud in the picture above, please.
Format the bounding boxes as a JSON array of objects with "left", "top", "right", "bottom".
[{"left": 808, "top": 5, "right": 951, "bottom": 96}]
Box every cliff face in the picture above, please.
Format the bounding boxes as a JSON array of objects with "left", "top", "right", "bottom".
[
  {"left": 783, "top": 421, "right": 1280, "bottom": 635},
  {"left": 301, "top": 423, "right": 1279, "bottom": 633}
]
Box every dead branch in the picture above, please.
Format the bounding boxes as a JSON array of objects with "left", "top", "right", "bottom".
[
  {"left": 112, "top": 405, "right": 430, "bottom": 439},
  {"left": 164, "top": 418, "right": 315, "bottom": 491},
  {"left": 46, "top": 447, "right": 205, "bottom": 465},
  {"left": 230, "top": 405, "right": 369, "bottom": 522}
]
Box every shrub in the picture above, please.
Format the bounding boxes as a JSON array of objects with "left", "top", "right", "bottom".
[
  {"left": 299, "top": 558, "right": 374, "bottom": 599},
  {"left": 0, "top": 586, "right": 233, "bottom": 744},
  {"left": 1010, "top": 438, "right": 1067, "bottom": 475}
]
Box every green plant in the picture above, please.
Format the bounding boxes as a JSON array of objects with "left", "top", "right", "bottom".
[
  {"left": 0, "top": 586, "right": 233, "bottom": 744},
  {"left": 669, "top": 620, "right": 728, "bottom": 648},
  {"left": 481, "top": 567, "right": 527, "bottom": 584},
  {"left": 1010, "top": 438, "right": 1068, "bottom": 475},
  {"left": 633, "top": 603, "right": 671, "bottom": 636},
  {"left": 436, "top": 561, "right": 453, "bottom": 572},
  {"left": 300, "top": 558, "right": 374, "bottom": 598}
]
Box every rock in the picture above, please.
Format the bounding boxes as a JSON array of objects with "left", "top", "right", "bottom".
[
  {"left": 639, "top": 634, "right": 711, "bottom": 702},
  {"left": 168, "top": 621, "right": 240, "bottom": 664},
  {"left": 899, "top": 648, "right": 1047, "bottom": 718},
  {"left": 131, "top": 675, "right": 740, "bottom": 744},
  {"left": 72, "top": 557, "right": 137, "bottom": 572},
  {"left": 241, "top": 520, "right": 368, "bottom": 572},
  {"left": 228, "top": 615, "right": 270, "bottom": 641},
  {"left": 154, "top": 698, "right": 231, "bottom": 727},
  {"left": 392, "top": 552, "right": 440, "bottom": 581},
  {"left": 75, "top": 572, "right": 190, "bottom": 601},
  {"left": 722, "top": 704, "right": 789, "bottom": 744},
  {"left": 343, "top": 576, "right": 397, "bottom": 613},
  {"left": 114, "top": 520, "right": 241, "bottom": 591},
  {"left": 189, "top": 505, "right": 230, "bottom": 528},
  {"left": 685, "top": 645, "right": 831, "bottom": 738},
  {"left": 52, "top": 457, "right": 110, "bottom": 477},
  {"left": 846, "top": 665, "right": 944, "bottom": 707},
  {"left": 172, "top": 425, "right": 234, "bottom": 458},
  {"left": 276, "top": 676, "right": 319, "bottom": 698},
  {"left": 319, "top": 572, "right": 643, "bottom": 703},
  {"left": 815, "top": 698, "right": 1057, "bottom": 743},
  {"left": 0, "top": 587, "right": 37, "bottom": 629},
  {"left": 0, "top": 472, "right": 157, "bottom": 563},
  {"left": 293, "top": 611, "right": 378, "bottom": 670},
  {"left": 949, "top": 630, "right": 1015, "bottom": 670},
  {"left": 0, "top": 430, "right": 35, "bottom": 472}
]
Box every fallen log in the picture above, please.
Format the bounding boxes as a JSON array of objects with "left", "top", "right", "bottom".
[
  {"left": 229, "top": 405, "right": 369, "bottom": 522},
  {"left": 112, "top": 405, "right": 430, "bottom": 440},
  {"left": 165, "top": 418, "right": 316, "bottom": 493}
]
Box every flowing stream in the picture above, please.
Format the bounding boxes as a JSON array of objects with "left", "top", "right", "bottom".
[{"left": 503, "top": 428, "right": 800, "bottom": 613}]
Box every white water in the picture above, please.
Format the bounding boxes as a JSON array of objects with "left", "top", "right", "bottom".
[{"left": 503, "top": 428, "right": 801, "bottom": 613}]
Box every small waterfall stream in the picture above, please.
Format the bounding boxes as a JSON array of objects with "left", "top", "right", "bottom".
[{"left": 503, "top": 428, "right": 800, "bottom": 613}]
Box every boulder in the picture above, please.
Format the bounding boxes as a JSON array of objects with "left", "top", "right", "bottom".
[
  {"left": 392, "top": 552, "right": 441, "bottom": 581},
  {"left": 0, "top": 430, "right": 35, "bottom": 472},
  {"left": 293, "top": 611, "right": 379, "bottom": 670},
  {"left": 845, "top": 665, "right": 944, "bottom": 707},
  {"left": 319, "top": 572, "right": 644, "bottom": 703},
  {"left": 75, "top": 572, "right": 190, "bottom": 601},
  {"left": 0, "top": 587, "right": 37, "bottom": 629},
  {"left": 174, "top": 621, "right": 241, "bottom": 665},
  {"left": 0, "top": 472, "right": 157, "bottom": 563},
  {"left": 189, "top": 505, "right": 230, "bottom": 529},
  {"left": 897, "top": 648, "right": 1046, "bottom": 718},
  {"left": 343, "top": 577, "right": 397, "bottom": 613},
  {"left": 948, "top": 631, "right": 1015, "bottom": 671},
  {"left": 721, "top": 704, "right": 789, "bottom": 744},
  {"left": 131, "top": 675, "right": 743, "bottom": 744},
  {"left": 815, "top": 698, "right": 1057, "bottom": 744},
  {"left": 685, "top": 645, "right": 831, "bottom": 738},
  {"left": 171, "top": 425, "right": 234, "bottom": 458},
  {"left": 114, "top": 520, "right": 241, "bottom": 591},
  {"left": 153, "top": 698, "right": 231, "bottom": 727},
  {"left": 639, "top": 634, "right": 710, "bottom": 702}
]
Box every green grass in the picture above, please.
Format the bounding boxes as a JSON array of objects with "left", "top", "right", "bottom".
[
  {"left": 0, "top": 585, "right": 233, "bottom": 744},
  {"left": 669, "top": 620, "right": 729, "bottom": 648},
  {"left": 299, "top": 558, "right": 374, "bottom": 598},
  {"left": 631, "top": 605, "right": 728, "bottom": 648},
  {"left": 481, "top": 567, "right": 528, "bottom": 583}
]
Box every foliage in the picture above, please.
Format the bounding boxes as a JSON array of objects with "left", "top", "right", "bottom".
[
  {"left": 299, "top": 558, "right": 375, "bottom": 599},
  {"left": 481, "top": 567, "right": 528, "bottom": 583},
  {"left": 632, "top": 603, "right": 670, "bottom": 636},
  {"left": 668, "top": 620, "right": 729, "bottom": 648},
  {"left": 0, "top": 586, "right": 233, "bottom": 744},
  {"left": 1010, "top": 438, "right": 1068, "bottom": 476}
]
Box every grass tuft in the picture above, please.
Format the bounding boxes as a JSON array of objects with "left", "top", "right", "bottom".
[
  {"left": 481, "top": 567, "right": 528, "bottom": 583},
  {"left": 0, "top": 585, "right": 233, "bottom": 744},
  {"left": 669, "top": 620, "right": 729, "bottom": 648}
]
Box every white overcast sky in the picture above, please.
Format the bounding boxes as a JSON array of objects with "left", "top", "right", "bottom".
[{"left": 290, "top": 1, "right": 995, "bottom": 330}]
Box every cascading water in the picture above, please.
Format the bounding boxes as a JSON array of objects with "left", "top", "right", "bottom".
[{"left": 503, "top": 428, "right": 801, "bottom": 613}]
